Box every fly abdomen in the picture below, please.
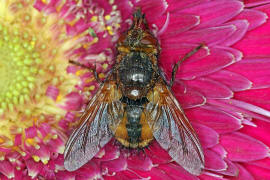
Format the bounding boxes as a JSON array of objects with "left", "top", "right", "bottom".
[
  {"left": 126, "top": 105, "right": 143, "bottom": 145},
  {"left": 114, "top": 97, "right": 153, "bottom": 148}
]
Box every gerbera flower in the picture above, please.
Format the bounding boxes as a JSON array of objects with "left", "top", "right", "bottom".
[{"left": 0, "top": 0, "right": 269, "bottom": 179}]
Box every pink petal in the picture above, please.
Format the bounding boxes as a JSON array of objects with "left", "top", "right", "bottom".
[
  {"left": 33, "top": 0, "right": 46, "bottom": 11},
  {"left": 68, "top": 18, "right": 90, "bottom": 35},
  {"left": 62, "top": 92, "right": 83, "bottom": 111},
  {"left": 163, "top": 25, "right": 236, "bottom": 46},
  {"left": 215, "top": 46, "right": 243, "bottom": 62},
  {"left": 158, "top": 163, "right": 198, "bottom": 180},
  {"left": 0, "top": 147, "right": 11, "bottom": 153},
  {"left": 41, "top": 0, "right": 58, "bottom": 13},
  {"left": 234, "top": 88, "right": 270, "bottom": 112},
  {"left": 135, "top": 0, "right": 167, "bottom": 23},
  {"left": 220, "top": 132, "right": 269, "bottom": 162},
  {"left": 38, "top": 123, "right": 51, "bottom": 137},
  {"left": 96, "top": 142, "right": 120, "bottom": 161},
  {"left": 233, "top": 5, "right": 270, "bottom": 56},
  {"left": 134, "top": 166, "right": 174, "bottom": 180},
  {"left": 243, "top": 163, "right": 270, "bottom": 180},
  {"left": 167, "top": 0, "right": 209, "bottom": 11},
  {"left": 66, "top": 65, "right": 77, "bottom": 74},
  {"left": 180, "top": 0, "right": 243, "bottom": 29},
  {"left": 221, "top": 99, "right": 270, "bottom": 120},
  {"left": 14, "top": 170, "right": 24, "bottom": 180},
  {"left": 87, "top": 32, "right": 112, "bottom": 54},
  {"left": 208, "top": 99, "right": 270, "bottom": 122},
  {"left": 106, "top": 172, "right": 135, "bottom": 180},
  {"left": 65, "top": 112, "right": 76, "bottom": 122},
  {"left": 243, "top": 0, "right": 270, "bottom": 8},
  {"left": 192, "top": 123, "right": 219, "bottom": 148},
  {"left": 231, "top": 164, "right": 255, "bottom": 180},
  {"left": 204, "top": 149, "right": 226, "bottom": 171},
  {"left": 160, "top": 43, "right": 209, "bottom": 73},
  {"left": 56, "top": 171, "right": 75, "bottom": 180},
  {"left": 158, "top": 13, "right": 200, "bottom": 37},
  {"left": 0, "top": 161, "right": 14, "bottom": 179},
  {"left": 207, "top": 70, "right": 252, "bottom": 92},
  {"left": 47, "top": 137, "right": 65, "bottom": 154},
  {"left": 186, "top": 107, "right": 241, "bottom": 133},
  {"left": 25, "top": 127, "right": 37, "bottom": 139},
  {"left": 176, "top": 89, "right": 206, "bottom": 109},
  {"left": 199, "top": 173, "right": 224, "bottom": 180},
  {"left": 249, "top": 158, "right": 270, "bottom": 170},
  {"left": 59, "top": 2, "right": 77, "bottom": 22},
  {"left": 14, "top": 134, "right": 22, "bottom": 146},
  {"left": 46, "top": 85, "right": 59, "bottom": 101},
  {"left": 234, "top": 9, "right": 267, "bottom": 31},
  {"left": 25, "top": 160, "right": 42, "bottom": 178},
  {"left": 226, "top": 58, "right": 270, "bottom": 89},
  {"left": 105, "top": 172, "right": 139, "bottom": 180},
  {"left": 185, "top": 77, "right": 233, "bottom": 99},
  {"left": 146, "top": 141, "right": 171, "bottom": 164},
  {"left": 114, "top": 0, "right": 133, "bottom": 21},
  {"left": 240, "top": 119, "right": 270, "bottom": 149},
  {"left": 93, "top": 0, "right": 113, "bottom": 14},
  {"left": 210, "top": 145, "right": 227, "bottom": 161},
  {"left": 34, "top": 145, "right": 50, "bottom": 164},
  {"left": 172, "top": 82, "right": 206, "bottom": 109},
  {"left": 220, "top": 20, "right": 249, "bottom": 46},
  {"left": 127, "top": 156, "right": 153, "bottom": 171},
  {"left": 177, "top": 48, "right": 235, "bottom": 80},
  {"left": 76, "top": 161, "right": 102, "bottom": 179},
  {"left": 101, "top": 155, "right": 127, "bottom": 173},
  {"left": 218, "top": 159, "right": 239, "bottom": 176}
]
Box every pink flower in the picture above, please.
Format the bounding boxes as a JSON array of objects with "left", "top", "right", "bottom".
[{"left": 0, "top": 0, "right": 270, "bottom": 179}]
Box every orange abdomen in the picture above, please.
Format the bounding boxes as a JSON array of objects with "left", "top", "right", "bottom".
[{"left": 114, "top": 105, "right": 153, "bottom": 148}]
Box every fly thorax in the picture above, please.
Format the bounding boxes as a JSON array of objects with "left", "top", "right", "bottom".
[{"left": 119, "top": 52, "right": 153, "bottom": 99}]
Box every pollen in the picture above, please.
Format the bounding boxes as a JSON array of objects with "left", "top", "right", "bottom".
[
  {"left": 0, "top": 0, "right": 79, "bottom": 160},
  {"left": 91, "top": 16, "right": 98, "bottom": 22},
  {"left": 105, "top": 15, "right": 111, "bottom": 21},
  {"left": 0, "top": 0, "right": 125, "bottom": 175},
  {"left": 102, "top": 63, "right": 109, "bottom": 70},
  {"left": 0, "top": 25, "right": 40, "bottom": 113},
  {"left": 32, "top": 155, "right": 40, "bottom": 162}
]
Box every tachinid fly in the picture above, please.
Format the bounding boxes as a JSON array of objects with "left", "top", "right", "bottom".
[{"left": 64, "top": 8, "right": 205, "bottom": 175}]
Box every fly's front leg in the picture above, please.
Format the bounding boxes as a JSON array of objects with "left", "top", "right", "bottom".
[
  {"left": 170, "top": 44, "right": 205, "bottom": 87},
  {"left": 69, "top": 60, "right": 102, "bottom": 83}
]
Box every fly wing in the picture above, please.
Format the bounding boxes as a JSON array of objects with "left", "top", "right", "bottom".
[
  {"left": 146, "top": 79, "right": 204, "bottom": 175},
  {"left": 64, "top": 78, "right": 123, "bottom": 171}
]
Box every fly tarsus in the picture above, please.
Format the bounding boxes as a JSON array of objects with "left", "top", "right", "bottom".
[
  {"left": 170, "top": 43, "right": 205, "bottom": 87},
  {"left": 69, "top": 60, "right": 102, "bottom": 83}
]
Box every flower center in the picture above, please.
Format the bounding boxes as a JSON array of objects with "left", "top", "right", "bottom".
[{"left": 0, "top": 24, "right": 41, "bottom": 114}]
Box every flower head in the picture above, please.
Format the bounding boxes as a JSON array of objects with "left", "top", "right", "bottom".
[{"left": 0, "top": 0, "right": 270, "bottom": 179}]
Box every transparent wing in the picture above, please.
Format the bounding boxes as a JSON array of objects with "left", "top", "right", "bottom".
[
  {"left": 146, "top": 79, "right": 204, "bottom": 175},
  {"left": 64, "top": 79, "right": 123, "bottom": 171}
]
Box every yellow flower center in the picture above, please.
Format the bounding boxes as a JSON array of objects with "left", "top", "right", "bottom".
[
  {"left": 0, "top": 0, "right": 123, "bottom": 166},
  {"left": 0, "top": 2, "right": 78, "bottom": 151},
  {"left": 0, "top": 24, "right": 40, "bottom": 114}
]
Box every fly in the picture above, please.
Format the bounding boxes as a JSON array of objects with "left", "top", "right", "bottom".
[{"left": 64, "top": 8, "right": 204, "bottom": 175}]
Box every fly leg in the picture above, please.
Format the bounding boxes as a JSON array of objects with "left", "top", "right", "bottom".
[
  {"left": 170, "top": 44, "right": 205, "bottom": 87},
  {"left": 69, "top": 60, "right": 102, "bottom": 83}
]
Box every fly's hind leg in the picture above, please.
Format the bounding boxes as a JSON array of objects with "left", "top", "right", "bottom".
[
  {"left": 170, "top": 44, "right": 205, "bottom": 87},
  {"left": 69, "top": 60, "right": 102, "bottom": 83}
]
